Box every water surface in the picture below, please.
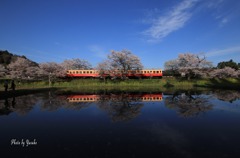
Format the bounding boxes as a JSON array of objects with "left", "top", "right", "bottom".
[{"left": 0, "top": 89, "right": 240, "bottom": 158}]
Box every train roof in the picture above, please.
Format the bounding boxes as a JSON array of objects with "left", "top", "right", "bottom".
[{"left": 67, "top": 69, "right": 162, "bottom": 71}]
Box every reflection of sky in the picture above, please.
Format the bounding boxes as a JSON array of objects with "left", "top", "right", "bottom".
[{"left": 210, "top": 99, "right": 240, "bottom": 114}]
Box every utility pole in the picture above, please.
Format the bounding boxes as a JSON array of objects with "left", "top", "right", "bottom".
[{"left": 48, "top": 72, "right": 51, "bottom": 87}]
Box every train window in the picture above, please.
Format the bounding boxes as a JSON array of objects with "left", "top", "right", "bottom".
[
  {"left": 147, "top": 71, "right": 149, "bottom": 73},
  {"left": 87, "top": 71, "right": 89, "bottom": 74},
  {"left": 156, "top": 71, "right": 159, "bottom": 73},
  {"left": 73, "top": 71, "right": 75, "bottom": 74},
  {"left": 83, "top": 71, "right": 85, "bottom": 74},
  {"left": 90, "top": 71, "right": 92, "bottom": 74},
  {"left": 144, "top": 71, "right": 146, "bottom": 73},
  {"left": 150, "top": 71, "right": 152, "bottom": 73}
]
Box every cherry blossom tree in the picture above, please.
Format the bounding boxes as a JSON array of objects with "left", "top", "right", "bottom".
[
  {"left": 106, "top": 49, "right": 143, "bottom": 78},
  {"left": 39, "top": 62, "right": 65, "bottom": 86},
  {"left": 61, "top": 58, "right": 92, "bottom": 70},
  {"left": 96, "top": 60, "right": 111, "bottom": 81},
  {"left": 164, "top": 53, "right": 213, "bottom": 79},
  {"left": 209, "top": 67, "right": 239, "bottom": 78},
  {"left": 0, "top": 64, "right": 7, "bottom": 77},
  {"left": 7, "top": 57, "right": 39, "bottom": 79}
]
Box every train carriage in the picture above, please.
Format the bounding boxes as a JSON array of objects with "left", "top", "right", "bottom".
[
  {"left": 66, "top": 69, "right": 163, "bottom": 78},
  {"left": 66, "top": 70, "right": 100, "bottom": 78}
]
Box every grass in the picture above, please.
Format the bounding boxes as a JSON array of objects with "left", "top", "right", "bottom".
[
  {"left": 0, "top": 77, "right": 240, "bottom": 91},
  {"left": 194, "top": 78, "right": 240, "bottom": 90}
]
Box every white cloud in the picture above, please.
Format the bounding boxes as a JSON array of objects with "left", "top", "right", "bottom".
[
  {"left": 143, "top": 0, "right": 198, "bottom": 42},
  {"left": 206, "top": 46, "right": 240, "bottom": 57},
  {"left": 205, "top": 0, "right": 237, "bottom": 27},
  {"left": 88, "top": 45, "right": 107, "bottom": 59},
  {"left": 220, "top": 18, "right": 228, "bottom": 25},
  {"left": 206, "top": 0, "right": 224, "bottom": 9}
]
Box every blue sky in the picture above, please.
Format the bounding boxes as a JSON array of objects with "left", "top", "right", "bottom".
[{"left": 1, "top": 0, "right": 240, "bottom": 69}]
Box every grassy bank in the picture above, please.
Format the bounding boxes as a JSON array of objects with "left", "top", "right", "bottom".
[{"left": 0, "top": 77, "right": 240, "bottom": 91}]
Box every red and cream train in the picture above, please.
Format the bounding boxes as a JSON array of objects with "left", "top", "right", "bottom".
[{"left": 66, "top": 69, "right": 163, "bottom": 78}]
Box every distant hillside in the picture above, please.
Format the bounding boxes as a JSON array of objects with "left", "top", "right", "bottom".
[{"left": 0, "top": 50, "right": 38, "bottom": 66}]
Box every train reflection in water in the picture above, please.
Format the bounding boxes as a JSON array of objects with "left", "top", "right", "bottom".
[{"left": 66, "top": 93, "right": 163, "bottom": 103}]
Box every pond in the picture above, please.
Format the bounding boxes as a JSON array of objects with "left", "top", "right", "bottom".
[{"left": 0, "top": 89, "right": 240, "bottom": 158}]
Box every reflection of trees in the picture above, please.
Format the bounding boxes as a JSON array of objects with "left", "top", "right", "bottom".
[
  {"left": 40, "top": 91, "right": 92, "bottom": 111},
  {"left": 13, "top": 94, "right": 39, "bottom": 115},
  {"left": 0, "top": 98, "right": 13, "bottom": 115},
  {"left": 165, "top": 91, "right": 213, "bottom": 117},
  {"left": 0, "top": 91, "right": 94, "bottom": 116},
  {"left": 0, "top": 94, "right": 39, "bottom": 116},
  {"left": 213, "top": 90, "right": 240, "bottom": 103},
  {"left": 97, "top": 93, "right": 144, "bottom": 122}
]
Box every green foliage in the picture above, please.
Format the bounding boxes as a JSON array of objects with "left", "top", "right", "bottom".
[
  {"left": 0, "top": 50, "right": 38, "bottom": 67},
  {"left": 217, "top": 59, "right": 239, "bottom": 70},
  {"left": 0, "top": 50, "right": 15, "bottom": 66},
  {"left": 163, "top": 70, "right": 180, "bottom": 77}
]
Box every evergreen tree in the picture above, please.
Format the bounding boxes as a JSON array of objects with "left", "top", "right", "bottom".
[{"left": 217, "top": 59, "right": 238, "bottom": 70}]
